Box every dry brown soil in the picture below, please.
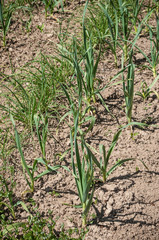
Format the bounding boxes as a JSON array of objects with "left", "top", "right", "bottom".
[{"left": 0, "top": 1, "right": 159, "bottom": 239}]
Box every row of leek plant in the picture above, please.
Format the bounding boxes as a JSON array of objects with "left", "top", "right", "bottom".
[
  {"left": 10, "top": 114, "right": 68, "bottom": 194},
  {"left": 60, "top": 1, "right": 151, "bottom": 226},
  {"left": 68, "top": 84, "right": 148, "bottom": 226},
  {"left": 60, "top": 14, "right": 147, "bottom": 228},
  {"left": 98, "top": 0, "right": 154, "bottom": 66},
  {"left": 7, "top": 0, "right": 152, "bottom": 226}
]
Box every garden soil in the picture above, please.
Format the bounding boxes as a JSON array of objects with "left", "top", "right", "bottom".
[{"left": 0, "top": 1, "right": 159, "bottom": 239}]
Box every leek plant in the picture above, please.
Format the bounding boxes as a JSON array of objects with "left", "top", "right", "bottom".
[
  {"left": 84, "top": 129, "right": 133, "bottom": 183},
  {"left": 122, "top": 50, "right": 135, "bottom": 124},
  {"left": 59, "top": 1, "right": 101, "bottom": 107},
  {"left": 99, "top": 2, "right": 118, "bottom": 67},
  {"left": 142, "top": 16, "right": 159, "bottom": 78},
  {"left": 0, "top": 0, "right": 13, "bottom": 46},
  {"left": 134, "top": 18, "right": 159, "bottom": 77},
  {"left": 83, "top": 26, "right": 101, "bottom": 104},
  {"left": 131, "top": 0, "right": 144, "bottom": 33},
  {"left": 10, "top": 115, "right": 61, "bottom": 193},
  {"left": 83, "top": 1, "right": 101, "bottom": 104},
  {"left": 34, "top": 113, "right": 48, "bottom": 167},
  {"left": 58, "top": 33, "right": 101, "bottom": 108},
  {"left": 70, "top": 112, "right": 94, "bottom": 226},
  {"left": 99, "top": 0, "right": 143, "bottom": 65},
  {"left": 118, "top": 0, "right": 133, "bottom": 62},
  {"left": 84, "top": 122, "right": 148, "bottom": 183},
  {"left": 60, "top": 70, "right": 95, "bottom": 137},
  {"left": 149, "top": 14, "right": 159, "bottom": 77},
  {"left": 135, "top": 75, "right": 159, "bottom": 101},
  {"left": 86, "top": 2, "right": 109, "bottom": 46}
]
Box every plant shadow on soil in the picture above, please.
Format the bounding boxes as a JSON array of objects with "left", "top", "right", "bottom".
[{"left": 89, "top": 170, "right": 159, "bottom": 228}]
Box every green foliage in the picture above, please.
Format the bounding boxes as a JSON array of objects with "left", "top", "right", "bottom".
[
  {"left": 0, "top": 0, "right": 31, "bottom": 46},
  {"left": 0, "top": 54, "right": 70, "bottom": 131},
  {"left": 10, "top": 114, "right": 61, "bottom": 192},
  {"left": 117, "top": 0, "right": 133, "bottom": 61},
  {"left": 34, "top": 113, "right": 48, "bottom": 166},
  {"left": 134, "top": 14, "right": 159, "bottom": 78},
  {"left": 58, "top": 37, "right": 96, "bottom": 135},
  {"left": 0, "top": 0, "right": 155, "bottom": 236},
  {"left": 147, "top": 14, "right": 159, "bottom": 77},
  {"left": 0, "top": 165, "right": 16, "bottom": 219},
  {"left": 85, "top": 1, "right": 109, "bottom": 46},
  {"left": 99, "top": 1, "right": 119, "bottom": 66},
  {"left": 84, "top": 128, "right": 134, "bottom": 182},
  {"left": 122, "top": 50, "right": 135, "bottom": 123},
  {"left": 70, "top": 111, "right": 94, "bottom": 226},
  {"left": 135, "top": 75, "right": 159, "bottom": 101},
  {"left": 83, "top": 26, "right": 101, "bottom": 104},
  {"left": 0, "top": 163, "right": 30, "bottom": 220},
  {"left": 37, "top": 23, "right": 44, "bottom": 32},
  {"left": 0, "top": 212, "right": 87, "bottom": 239},
  {"left": 0, "top": 128, "right": 13, "bottom": 161},
  {"left": 130, "top": 0, "right": 144, "bottom": 33},
  {"left": 42, "top": 0, "right": 64, "bottom": 17},
  {"left": 136, "top": 81, "right": 153, "bottom": 101},
  {"left": 0, "top": 0, "right": 14, "bottom": 46}
]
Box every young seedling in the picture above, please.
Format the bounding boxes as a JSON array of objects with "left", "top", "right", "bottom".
[
  {"left": 0, "top": 77, "right": 39, "bottom": 132},
  {"left": 59, "top": 37, "right": 95, "bottom": 136},
  {"left": 135, "top": 75, "right": 159, "bottom": 101},
  {"left": 34, "top": 113, "right": 48, "bottom": 167},
  {"left": 134, "top": 14, "right": 159, "bottom": 78},
  {"left": 136, "top": 81, "right": 153, "bottom": 101},
  {"left": 84, "top": 129, "right": 132, "bottom": 182},
  {"left": 60, "top": 80, "right": 95, "bottom": 137},
  {"left": 99, "top": 2, "right": 119, "bottom": 67},
  {"left": 84, "top": 122, "right": 148, "bottom": 183},
  {"left": 131, "top": 0, "right": 144, "bottom": 33},
  {"left": 147, "top": 15, "right": 159, "bottom": 77},
  {"left": 42, "top": 0, "right": 63, "bottom": 17},
  {"left": 83, "top": 26, "right": 101, "bottom": 104},
  {"left": 118, "top": 0, "right": 133, "bottom": 61},
  {"left": 59, "top": 1, "right": 101, "bottom": 107},
  {"left": 122, "top": 50, "right": 135, "bottom": 124},
  {"left": 37, "top": 23, "right": 44, "bottom": 32},
  {"left": 0, "top": 0, "right": 13, "bottom": 46},
  {"left": 0, "top": 165, "right": 30, "bottom": 219},
  {"left": 70, "top": 112, "right": 94, "bottom": 226},
  {"left": 0, "top": 165, "right": 16, "bottom": 219},
  {"left": 82, "top": 1, "right": 101, "bottom": 104},
  {"left": 10, "top": 115, "right": 61, "bottom": 193}
]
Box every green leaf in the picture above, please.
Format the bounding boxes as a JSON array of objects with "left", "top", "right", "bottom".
[
  {"left": 106, "top": 158, "right": 134, "bottom": 178},
  {"left": 0, "top": 0, "right": 4, "bottom": 30},
  {"left": 15, "top": 201, "right": 32, "bottom": 217},
  {"left": 2, "top": 223, "right": 25, "bottom": 235},
  {"left": 10, "top": 114, "right": 33, "bottom": 189},
  {"left": 83, "top": 186, "right": 94, "bottom": 217}
]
